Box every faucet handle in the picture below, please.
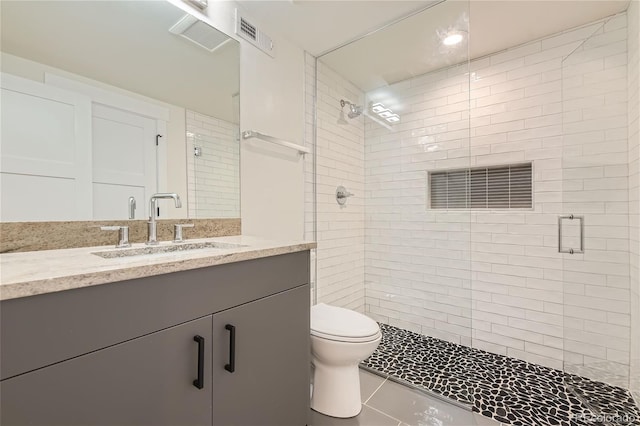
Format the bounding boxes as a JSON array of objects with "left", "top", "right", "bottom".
[
  {"left": 128, "top": 196, "right": 136, "bottom": 220},
  {"left": 100, "top": 226, "right": 131, "bottom": 248},
  {"left": 173, "top": 224, "right": 194, "bottom": 243}
]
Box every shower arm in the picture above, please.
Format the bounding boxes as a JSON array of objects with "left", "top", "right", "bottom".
[{"left": 340, "top": 99, "right": 359, "bottom": 109}]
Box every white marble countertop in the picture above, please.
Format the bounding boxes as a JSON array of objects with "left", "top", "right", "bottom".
[{"left": 0, "top": 236, "right": 316, "bottom": 301}]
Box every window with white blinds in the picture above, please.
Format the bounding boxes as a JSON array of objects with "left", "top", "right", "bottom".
[{"left": 429, "top": 163, "right": 532, "bottom": 209}]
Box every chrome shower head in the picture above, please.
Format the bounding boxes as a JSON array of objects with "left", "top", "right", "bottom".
[
  {"left": 347, "top": 104, "right": 362, "bottom": 118},
  {"left": 340, "top": 99, "right": 362, "bottom": 119}
]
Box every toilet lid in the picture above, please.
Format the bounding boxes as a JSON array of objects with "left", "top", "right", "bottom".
[{"left": 310, "top": 303, "right": 380, "bottom": 341}]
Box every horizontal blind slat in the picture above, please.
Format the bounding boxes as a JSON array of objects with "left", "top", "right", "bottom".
[{"left": 429, "top": 162, "right": 531, "bottom": 209}]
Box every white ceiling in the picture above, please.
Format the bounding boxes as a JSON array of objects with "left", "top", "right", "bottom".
[
  {"left": 1, "top": 1, "right": 240, "bottom": 122},
  {"left": 469, "top": 0, "right": 630, "bottom": 59},
  {"left": 238, "top": 0, "right": 438, "bottom": 56},
  {"left": 321, "top": 0, "right": 470, "bottom": 91},
  {"left": 239, "top": 0, "right": 630, "bottom": 92},
  {"left": 2, "top": 0, "right": 630, "bottom": 105}
]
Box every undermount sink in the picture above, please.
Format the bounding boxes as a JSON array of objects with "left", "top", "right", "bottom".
[{"left": 92, "top": 241, "right": 246, "bottom": 259}]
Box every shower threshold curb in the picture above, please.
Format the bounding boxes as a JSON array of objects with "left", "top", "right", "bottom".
[{"left": 358, "top": 363, "right": 474, "bottom": 412}]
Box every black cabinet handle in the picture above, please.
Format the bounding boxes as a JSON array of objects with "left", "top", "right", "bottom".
[
  {"left": 224, "top": 324, "right": 236, "bottom": 373},
  {"left": 193, "top": 335, "right": 205, "bottom": 389}
]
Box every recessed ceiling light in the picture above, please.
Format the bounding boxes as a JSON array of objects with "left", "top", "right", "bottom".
[
  {"left": 443, "top": 33, "right": 463, "bottom": 46},
  {"left": 386, "top": 115, "right": 400, "bottom": 123}
]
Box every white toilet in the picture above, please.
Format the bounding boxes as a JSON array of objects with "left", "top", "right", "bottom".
[{"left": 310, "top": 303, "right": 381, "bottom": 418}]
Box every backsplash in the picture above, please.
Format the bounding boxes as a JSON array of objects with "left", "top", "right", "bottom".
[{"left": 0, "top": 218, "right": 240, "bottom": 253}]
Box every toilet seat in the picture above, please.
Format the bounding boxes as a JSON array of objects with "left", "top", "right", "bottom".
[
  {"left": 311, "top": 329, "right": 381, "bottom": 343},
  {"left": 311, "top": 303, "right": 380, "bottom": 343}
]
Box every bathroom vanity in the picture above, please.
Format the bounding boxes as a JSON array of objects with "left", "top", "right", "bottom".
[{"left": 0, "top": 237, "right": 314, "bottom": 426}]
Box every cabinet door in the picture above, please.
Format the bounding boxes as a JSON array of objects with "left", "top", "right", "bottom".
[
  {"left": 1, "top": 316, "right": 212, "bottom": 426},
  {"left": 212, "top": 285, "right": 310, "bottom": 426}
]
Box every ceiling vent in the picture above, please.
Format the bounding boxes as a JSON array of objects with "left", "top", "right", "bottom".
[
  {"left": 235, "top": 9, "right": 274, "bottom": 58},
  {"left": 169, "top": 14, "right": 231, "bottom": 53}
]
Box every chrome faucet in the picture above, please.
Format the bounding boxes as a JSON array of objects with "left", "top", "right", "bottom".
[
  {"left": 128, "top": 196, "right": 136, "bottom": 220},
  {"left": 146, "top": 193, "right": 182, "bottom": 245}
]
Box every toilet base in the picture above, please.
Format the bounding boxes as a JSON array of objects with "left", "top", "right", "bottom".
[{"left": 311, "top": 362, "right": 362, "bottom": 418}]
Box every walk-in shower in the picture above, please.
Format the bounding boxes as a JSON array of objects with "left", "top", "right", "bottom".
[{"left": 308, "top": 0, "right": 640, "bottom": 424}]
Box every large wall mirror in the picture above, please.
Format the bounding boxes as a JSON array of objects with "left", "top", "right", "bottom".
[{"left": 0, "top": 0, "right": 240, "bottom": 221}]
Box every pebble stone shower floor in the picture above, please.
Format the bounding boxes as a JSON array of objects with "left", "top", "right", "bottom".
[{"left": 361, "top": 323, "right": 640, "bottom": 426}]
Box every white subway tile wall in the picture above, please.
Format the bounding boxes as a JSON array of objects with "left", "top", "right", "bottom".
[
  {"left": 185, "top": 111, "right": 240, "bottom": 218},
  {"left": 628, "top": 0, "right": 640, "bottom": 404},
  {"left": 365, "top": 59, "right": 473, "bottom": 345},
  {"left": 560, "top": 15, "right": 630, "bottom": 387},
  {"left": 363, "top": 14, "right": 631, "bottom": 386},
  {"left": 312, "top": 60, "right": 366, "bottom": 312}
]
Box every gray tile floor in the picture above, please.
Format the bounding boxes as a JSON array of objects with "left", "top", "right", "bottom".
[{"left": 310, "top": 369, "right": 505, "bottom": 426}]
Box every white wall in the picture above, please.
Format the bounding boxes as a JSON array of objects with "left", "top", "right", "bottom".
[
  {"left": 168, "top": 0, "right": 306, "bottom": 240},
  {"left": 628, "top": 0, "right": 640, "bottom": 403},
  {"left": 240, "top": 38, "right": 305, "bottom": 240},
  {"left": 311, "top": 60, "right": 366, "bottom": 312},
  {"left": 362, "top": 14, "right": 631, "bottom": 387}
]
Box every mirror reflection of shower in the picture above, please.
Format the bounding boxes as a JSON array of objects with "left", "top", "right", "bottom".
[{"left": 338, "top": 99, "right": 362, "bottom": 124}]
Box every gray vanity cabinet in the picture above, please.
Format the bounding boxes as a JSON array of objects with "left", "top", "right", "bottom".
[
  {"left": 0, "top": 251, "right": 311, "bottom": 426},
  {"left": 212, "top": 285, "right": 310, "bottom": 426},
  {"left": 0, "top": 316, "right": 213, "bottom": 426}
]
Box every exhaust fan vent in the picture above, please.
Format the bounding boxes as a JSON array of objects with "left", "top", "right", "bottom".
[
  {"left": 235, "top": 9, "right": 274, "bottom": 58},
  {"left": 169, "top": 14, "right": 231, "bottom": 52}
]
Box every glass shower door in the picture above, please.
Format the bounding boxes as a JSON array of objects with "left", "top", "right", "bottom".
[
  {"left": 561, "top": 14, "right": 635, "bottom": 421},
  {"left": 316, "top": 0, "right": 474, "bottom": 413}
]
